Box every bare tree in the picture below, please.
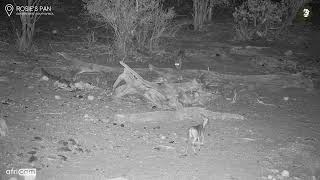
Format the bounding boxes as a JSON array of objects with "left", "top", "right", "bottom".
[
  {"left": 193, "top": 0, "right": 228, "bottom": 31},
  {"left": 85, "top": 0, "right": 174, "bottom": 59},
  {"left": 14, "top": 0, "right": 43, "bottom": 52}
]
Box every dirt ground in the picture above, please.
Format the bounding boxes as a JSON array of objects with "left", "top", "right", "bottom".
[{"left": 1, "top": 15, "right": 320, "bottom": 180}]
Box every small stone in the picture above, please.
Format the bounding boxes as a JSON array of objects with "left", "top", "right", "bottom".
[
  {"left": 68, "top": 138, "right": 77, "bottom": 145},
  {"left": 267, "top": 175, "right": 273, "bottom": 179},
  {"left": 28, "top": 155, "right": 38, "bottom": 163},
  {"left": 281, "top": 170, "right": 289, "bottom": 177},
  {"left": 55, "top": 95, "right": 61, "bottom": 100},
  {"left": 284, "top": 50, "right": 293, "bottom": 56},
  {"left": 41, "top": 76, "right": 49, "bottom": 81},
  {"left": 33, "top": 136, "right": 42, "bottom": 141},
  {"left": 52, "top": 29, "right": 58, "bottom": 34},
  {"left": 160, "top": 135, "right": 166, "bottom": 140},
  {"left": 58, "top": 140, "right": 68, "bottom": 146},
  {"left": 88, "top": 95, "right": 94, "bottom": 101},
  {"left": 27, "top": 151, "right": 37, "bottom": 155},
  {"left": 283, "top": 97, "right": 289, "bottom": 101},
  {"left": 57, "top": 154, "right": 67, "bottom": 161},
  {"left": 269, "top": 169, "right": 279, "bottom": 174}
]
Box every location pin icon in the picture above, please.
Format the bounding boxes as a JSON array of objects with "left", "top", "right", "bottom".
[{"left": 5, "top": 4, "right": 14, "bottom": 17}]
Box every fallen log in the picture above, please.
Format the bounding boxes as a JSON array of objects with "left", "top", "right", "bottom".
[
  {"left": 149, "top": 64, "right": 313, "bottom": 92},
  {"left": 114, "top": 107, "right": 245, "bottom": 123},
  {"left": 201, "top": 71, "right": 313, "bottom": 92},
  {"left": 113, "top": 61, "right": 181, "bottom": 109},
  {"left": 113, "top": 62, "right": 210, "bottom": 110}
]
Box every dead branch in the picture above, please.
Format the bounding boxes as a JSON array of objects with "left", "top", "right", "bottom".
[
  {"left": 57, "top": 52, "right": 121, "bottom": 76},
  {"left": 149, "top": 64, "right": 313, "bottom": 92},
  {"left": 113, "top": 61, "right": 182, "bottom": 109},
  {"left": 201, "top": 71, "right": 313, "bottom": 92},
  {"left": 113, "top": 62, "right": 210, "bottom": 110},
  {"left": 114, "top": 107, "right": 245, "bottom": 123}
]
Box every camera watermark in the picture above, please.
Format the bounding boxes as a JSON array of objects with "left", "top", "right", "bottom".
[
  {"left": 5, "top": 3, "right": 54, "bottom": 17},
  {"left": 303, "top": 8, "right": 310, "bottom": 18},
  {"left": 5, "top": 4, "right": 14, "bottom": 17},
  {"left": 5, "top": 168, "right": 37, "bottom": 179}
]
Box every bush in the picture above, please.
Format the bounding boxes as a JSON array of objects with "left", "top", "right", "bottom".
[
  {"left": 233, "top": 0, "right": 311, "bottom": 41},
  {"left": 232, "top": 0, "right": 282, "bottom": 40},
  {"left": 193, "top": 0, "right": 229, "bottom": 31},
  {"left": 84, "top": 0, "right": 174, "bottom": 59}
]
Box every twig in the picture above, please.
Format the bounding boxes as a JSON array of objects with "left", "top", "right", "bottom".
[
  {"left": 231, "top": 89, "right": 237, "bottom": 104},
  {"left": 256, "top": 98, "right": 276, "bottom": 106},
  {"left": 41, "top": 112, "right": 65, "bottom": 115},
  {"left": 0, "top": 41, "right": 9, "bottom": 45}
]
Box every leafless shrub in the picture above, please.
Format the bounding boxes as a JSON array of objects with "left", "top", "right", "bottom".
[
  {"left": 134, "top": 0, "right": 175, "bottom": 51},
  {"left": 15, "top": 0, "right": 43, "bottom": 52},
  {"left": 232, "top": 0, "right": 282, "bottom": 40},
  {"left": 84, "top": 0, "right": 174, "bottom": 60},
  {"left": 233, "top": 0, "right": 311, "bottom": 41},
  {"left": 193, "top": 0, "right": 229, "bottom": 31}
]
